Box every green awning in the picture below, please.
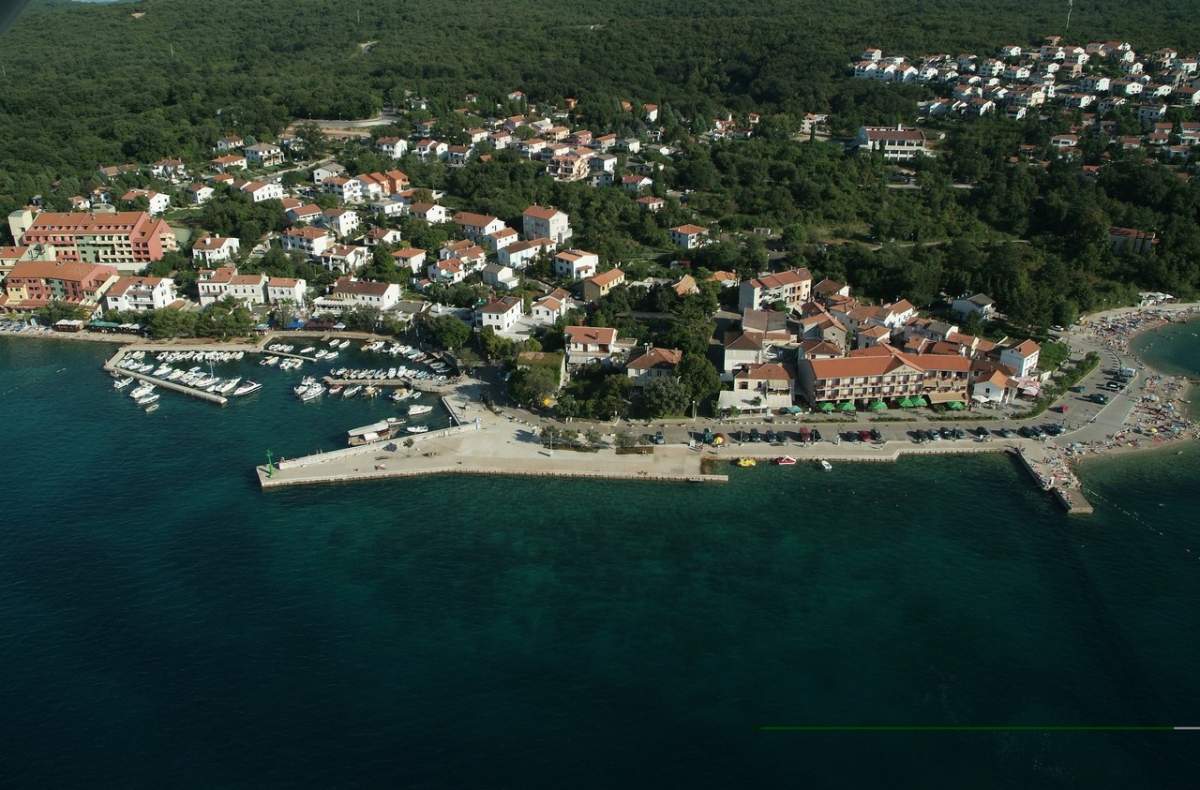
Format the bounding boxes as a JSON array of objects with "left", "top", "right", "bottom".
[
  {"left": 899, "top": 397, "right": 915, "bottom": 408},
  {"left": 839, "top": 401, "right": 856, "bottom": 412},
  {"left": 948, "top": 400, "right": 965, "bottom": 410},
  {"left": 820, "top": 401, "right": 835, "bottom": 412},
  {"left": 869, "top": 400, "right": 887, "bottom": 411}
]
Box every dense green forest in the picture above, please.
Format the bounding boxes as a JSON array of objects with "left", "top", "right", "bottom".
[{"left": 3, "top": 0, "right": 1199, "bottom": 205}]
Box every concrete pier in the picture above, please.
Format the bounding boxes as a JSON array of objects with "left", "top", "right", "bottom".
[{"left": 106, "top": 364, "right": 229, "bottom": 405}]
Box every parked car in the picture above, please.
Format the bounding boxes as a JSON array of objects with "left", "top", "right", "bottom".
[{"left": 749, "top": 428, "right": 761, "bottom": 443}]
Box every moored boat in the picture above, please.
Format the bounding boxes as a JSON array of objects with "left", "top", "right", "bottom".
[
  {"left": 112, "top": 376, "right": 134, "bottom": 390},
  {"left": 819, "top": 459, "right": 832, "bottom": 471},
  {"left": 232, "top": 380, "right": 262, "bottom": 397},
  {"left": 773, "top": 456, "right": 797, "bottom": 466},
  {"left": 736, "top": 457, "right": 757, "bottom": 468},
  {"left": 407, "top": 404, "right": 433, "bottom": 416}
]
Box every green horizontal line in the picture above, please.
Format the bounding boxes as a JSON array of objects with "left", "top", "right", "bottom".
[{"left": 758, "top": 725, "right": 1178, "bottom": 733}]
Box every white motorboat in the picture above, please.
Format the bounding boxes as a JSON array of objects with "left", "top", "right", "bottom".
[
  {"left": 299, "top": 347, "right": 315, "bottom": 355},
  {"left": 407, "top": 404, "right": 433, "bottom": 416},
  {"left": 406, "top": 425, "right": 429, "bottom": 434},
  {"left": 144, "top": 403, "right": 159, "bottom": 414},
  {"left": 112, "top": 376, "right": 134, "bottom": 390},
  {"left": 233, "top": 380, "right": 262, "bottom": 397},
  {"left": 343, "top": 385, "right": 363, "bottom": 398},
  {"left": 819, "top": 460, "right": 833, "bottom": 471},
  {"left": 299, "top": 384, "right": 324, "bottom": 402},
  {"left": 135, "top": 393, "right": 160, "bottom": 406},
  {"left": 130, "top": 383, "right": 155, "bottom": 399}
]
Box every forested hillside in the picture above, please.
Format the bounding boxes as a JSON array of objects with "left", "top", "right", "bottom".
[{"left": 2, "top": 0, "right": 1199, "bottom": 201}]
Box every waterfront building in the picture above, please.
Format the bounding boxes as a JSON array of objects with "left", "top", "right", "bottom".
[
  {"left": 9, "top": 209, "right": 177, "bottom": 273},
  {"left": 103, "top": 276, "right": 177, "bottom": 312},
  {"left": 0, "top": 260, "right": 117, "bottom": 310},
  {"left": 626, "top": 346, "right": 683, "bottom": 386}
]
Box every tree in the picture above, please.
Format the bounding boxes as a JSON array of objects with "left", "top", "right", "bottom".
[
  {"left": 677, "top": 354, "right": 721, "bottom": 410},
  {"left": 426, "top": 315, "right": 470, "bottom": 350},
  {"left": 35, "top": 300, "right": 86, "bottom": 323},
  {"left": 509, "top": 364, "right": 560, "bottom": 407},
  {"left": 640, "top": 376, "right": 691, "bottom": 417},
  {"left": 194, "top": 298, "right": 254, "bottom": 339}
]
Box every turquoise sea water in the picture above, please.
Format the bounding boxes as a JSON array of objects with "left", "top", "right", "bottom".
[{"left": 1, "top": 333, "right": 1198, "bottom": 788}]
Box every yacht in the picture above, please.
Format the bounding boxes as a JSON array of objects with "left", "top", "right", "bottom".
[
  {"left": 407, "top": 404, "right": 433, "bottom": 416},
  {"left": 343, "top": 385, "right": 363, "bottom": 398},
  {"left": 112, "top": 376, "right": 134, "bottom": 390}
]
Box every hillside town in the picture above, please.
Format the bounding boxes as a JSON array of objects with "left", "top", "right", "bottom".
[
  {"left": 853, "top": 35, "right": 1200, "bottom": 170},
  {"left": 0, "top": 50, "right": 1174, "bottom": 422}
]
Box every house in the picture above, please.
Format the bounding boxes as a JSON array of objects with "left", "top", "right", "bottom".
[
  {"left": 721, "top": 330, "right": 766, "bottom": 375},
  {"left": 971, "top": 368, "right": 1015, "bottom": 403},
  {"left": 244, "top": 143, "right": 284, "bottom": 168},
  {"left": 322, "top": 208, "right": 360, "bottom": 238},
  {"left": 1, "top": 260, "right": 117, "bottom": 309},
  {"left": 427, "top": 258, "right": 466, "bottom": 284},
  {"left": 856, "top": 324, "right": 892, "bottom": 348},
  {"left": 239, "top": 180, "right": 284, "bottom": 203},
  {"left": 102, "top": 276, "right": 177, "bottom": 312},
  {"left": 226, "top": 273, "right": 269, "bottom": 306},
  {"left": 856, "top": 124, "right": 929, "bottom": 160},
  {"left": 364, "top": 227, "right": 402, "bottom": 247},
  {"left": 621, "top": 174, "right": 653, "bottom": 192},
  {"left": 478, "top": 295, "right": 524, "bottom": 333},
  {"left": 11, "top": 209, "right": 177, "bottom": 273},
  {"left": 738, "top": 268, "right": 813, "bottom": 311},
  {"left": 483, "top": 227, "right": 520, "bottom": 253},
  {"left": 213, "top": 135, "right": 244, "bottom": 153},
  {"left": 522, "top": 205, "right": 572, "bottom": 245},
  {"left": 210, "top": 154, "right": 247, "bottom": 171},
  {"left": 554, "top": 249, "right": 599, "bottom": 280},
  {"left": 582, "top": 268, "right": 624, "bottom": 302},
  {"left": 197, "top": 266, "right": 237, "bottom": 305},
  {"left": 531, "top": 289, "right": 571, "bottom": 325},
  {"left": 266, "top": 277, "right": 307, "bottom": 307},
  {"left": 1050, "top": 134, "right": 1079, "bottom": 149},
  {"left": 673, "top": 274, "right": 699, "bottom": 297},
  {"left": 120, "top": 189, "right": 170, "bottom": 215},
  {"left": 499, "top": 238, "right": 554, "bottom": 269},
  {"left": 287, "top": 203, "right": 322, "bottom": 224},
  {"left": 626, "top": 346, "right": 682, "bottom": 386},
  {"left": 564, "top": 325, "right": 625, "bottom": 367},
  {"left": 191, "top": 235, "right": 241, "bottom": 265},
  {"left": 375, "top": 136, "right": 409, "bottom": 159},
  {"left": 187, "top": 183, "right": 214, "bottom": 205},
  {"left": 951, "top": 293, "right": 996, "bottom": 320},
  {"left": 636, "top": 196, "right": 665, "bottom": 212},
  {"left": 391, "top": 247, "right": 427, "bottom": 274},
  {"left": 643, "top": 103, "right": 659, "bottom": 123},
  {"left": 1109, "top": 226, "right": 1158, "bottom": 254},
  {"left": 414, "top": 139, "right": 448, "bottom": 160},
  {"left": 312, "top": 163, "right": 346, "bottom": 184},
  {"left": 670, "top": 224, "right": 709, "bottom": 250},
  {"left": 317, "top": 244, "right": 369, "bottom": 274},
  {"left": 409, "top": 203, "right": 450, "bottom": 224},
  {"left": 708, "top": 270, "right": 738, "bottom": 289},
  {"left": 150, "top": 158, "right": 187, "bottom": 179},
  {"left": 481, "top": 263, "right": 519, "bottom": 290},
  {"left": 453, "top": 212, "right": 506, "bottom": 240},
  {"left": 720, "top": 363, "right": 794, "bottom": 414},
  {"left": 999, "top": 340, "right": 1040, "bottom": 377},
  {"left": 281, "top": 227, "right": 334, "bottom": 258},
  {"left": 547, "top": 153, "right": 592, "bottom": 182},
  {"left": 322, "top": 176, "right": 362, "bottom": 204}
]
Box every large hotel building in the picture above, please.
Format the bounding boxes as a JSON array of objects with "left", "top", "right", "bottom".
[{"left": 8, "top": 209, "right": 178, "bottom": 273}]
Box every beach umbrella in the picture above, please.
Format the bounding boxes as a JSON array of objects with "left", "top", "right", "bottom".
[
  {"left": 870, "top": 400, "right": 887, "bottom": 411},
  {"left": 899, "top": 397, "right": 915, "bottom": 408},
  {"left": 839, "top": 401, "right": 856, "bottom": 413},
  {"left": 947, "top": 400, "right": 965, "bottom": 411},
  {"left": 820, "top": 402, "right": 835, "bottom": 413},
  {"left": 912, "top": 395, "right": 928, "bottom": 407}
]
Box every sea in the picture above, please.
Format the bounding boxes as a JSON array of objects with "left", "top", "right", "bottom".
[{"left": 0, "top": 327, "right": 1198, "bottom": 788}]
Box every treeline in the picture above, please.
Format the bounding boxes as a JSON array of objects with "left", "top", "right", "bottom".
[{"left": 4, "top": 0, "right": 1200, "bottom": 214}]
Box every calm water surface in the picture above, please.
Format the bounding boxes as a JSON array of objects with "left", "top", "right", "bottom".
[{"left": 0, "top": 333, "right": 1197, "bottom": 788}]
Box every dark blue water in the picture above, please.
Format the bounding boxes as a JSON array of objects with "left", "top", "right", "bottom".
[{"left": 1, "top": 334, "right": 1198, "bottom": 787}]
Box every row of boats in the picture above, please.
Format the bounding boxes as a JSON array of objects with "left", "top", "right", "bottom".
[
  {"left": 361, "top": 341, "right": 430, "bottom": 361},
  {"left": 329, "top": 366, "right": 450, "bottom": 382},
  {"left": 736, "top": 456, "right": 833, "bottom": 471},
  {"left": 112, "top": 364, "right": 262, "bottom": 398},
  {"left": 154, "top": 350, "right": 245, "bottom": 363}
]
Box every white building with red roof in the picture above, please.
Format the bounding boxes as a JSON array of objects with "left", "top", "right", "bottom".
[
  {"left": 191, "top": 235, "right": 241, "bottom": 265},
  {"left": 522, "top": 205, "right": 572, "bottom": 245},
  {"left": 103, "top": 276, "right": 177, "bottom": 312},
  {"left": 856, "top": 124, "right": 929, "bottom": 160},
  {"left": 738, "top": 267, "right": 813, "bottom": 311}
]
